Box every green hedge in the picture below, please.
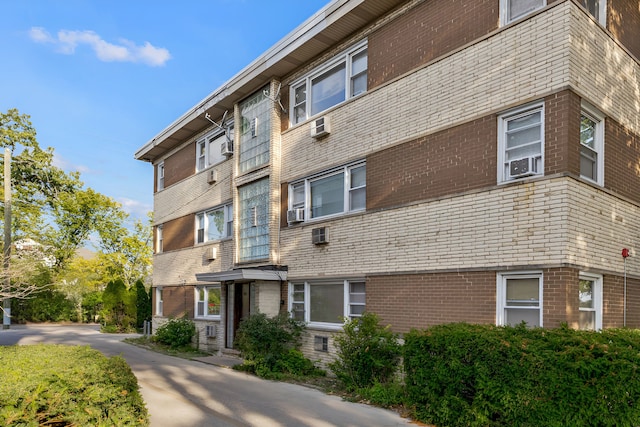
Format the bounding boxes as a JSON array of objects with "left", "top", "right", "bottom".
[
  {"left": 0, "top": 344, "right": 148, "bottom": 426},
  {"left": 404, "top": 323, "right": 640, "bottom": 427}
]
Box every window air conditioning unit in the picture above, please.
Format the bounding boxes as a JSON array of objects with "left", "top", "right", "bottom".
[
  {"left": 509, "top": 157, "right": 536, "bottom": 179},
  {"left": 207, "top": 169, "right": 218, "bottom": 184},
  {"left": 287, "top": 208, "right": 305, "bottom": 224},
  {"left": 312, "top": 227, "right": 329, "bottom": 245},
  {"left": 205, "top": 247, "right": 217, "bottom": 261},
  {"left": 221, "top": 140, "right": 234, "bottom": 157},
  {"left": 310, "top": 116, "right": 331, "bottom": 138},
  {"left": 205, "top": 325, "right": 216, "bottom": 338}
]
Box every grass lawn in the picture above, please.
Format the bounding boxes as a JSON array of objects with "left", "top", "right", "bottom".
[{"left": 0, "top": 344, "right": 149, "bottom": 426}]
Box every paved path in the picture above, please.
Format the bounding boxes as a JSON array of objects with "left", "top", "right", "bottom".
[{"left": 0, "top": 325, "right": 413, "bottom": 427}]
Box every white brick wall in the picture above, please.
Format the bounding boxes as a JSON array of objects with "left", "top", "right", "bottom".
[
  {"left": 280, "top": 2, "right": 639, "bottom": 182},
  {"left": 281, "top": 177, "right": 640, "bottom": 279}
]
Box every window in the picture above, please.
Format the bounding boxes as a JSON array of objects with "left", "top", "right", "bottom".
[
  {"left": 578, "top": 272, "right": 602, "bottom": 330},
  {"left": 289, "top": 162, "right": 365, "bottom": 222},
  {"left": 196, "top": 204, "right": 233, "bottom": 244},
  {"left": 289, "top": 280, "right": 365, "bottom": 328},
  {"left": 238, "top": 178, "right": 269, "bottom": 262},
  {"left": 580, "top": 104, "right": 604, "bottom": 185},
  {"left": 580, "top": 0, "right": 606, "bottom": 25},
  {"left": 239, "top": 90, "right": 270, "bottom": 173},
  {"left": 155, "top": 287, "right": 163, "bottom": 316},
  {"left": 498, "top": 103, "right": 544, "bottom": 183},
  {"left": 291, "top": 41, "right": 367, "bottom": 125},
  {"left": 156, "top": 225, "right": 163, "bottom": 253},
  {"left": 157, "top": 162, "right": 164, "bottom": 190},
  {"left": 497, "top": 272, "right": 542, "bottom": 327},
  {"left": 195, "top": 286, "right": 221, "bottom": 318},
  {"left": 196, "top": 128, "right": 234, "bottom": 172},
  {"left": 501, "top": 0, "right": 546, "bottom": 25}
]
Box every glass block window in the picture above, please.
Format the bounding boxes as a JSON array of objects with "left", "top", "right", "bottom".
[
  {"left": 238, "top": 178, "right": 270, "bottom": 262},
  {"left": 239, "top": 88, "right": 271, "bottom": 173}
]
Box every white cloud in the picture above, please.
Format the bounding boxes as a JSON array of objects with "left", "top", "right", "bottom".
[
  {"left": 29, "top": 27, "right": 171, "bottom": 67},
  {"left": 52, "top": 153, "right": 92, "bottom": 174},
  {"left": 118, "top": 197, "right": 152, "bottom": 219}
]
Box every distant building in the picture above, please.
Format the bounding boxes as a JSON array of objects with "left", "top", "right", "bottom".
[{"left": 135, "top": 0, "right": 640, "bottom": 363}]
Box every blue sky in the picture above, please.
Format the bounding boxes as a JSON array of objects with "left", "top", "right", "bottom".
[{"left": 0, "top": 0, "right": 328, "bottom": 224}]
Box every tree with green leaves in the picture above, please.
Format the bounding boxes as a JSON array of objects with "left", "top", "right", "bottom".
[{"left": 0, "top": 108, "right": 152, "bottom": 308}]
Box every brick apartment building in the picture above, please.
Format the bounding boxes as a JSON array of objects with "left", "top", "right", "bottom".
[{"left": 135, "top": 0, "right": 640, "bottom": 363}]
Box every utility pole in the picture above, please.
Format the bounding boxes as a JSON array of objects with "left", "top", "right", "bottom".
[{"left": 2, "top": 148, "right": 10, "bottom": 329}]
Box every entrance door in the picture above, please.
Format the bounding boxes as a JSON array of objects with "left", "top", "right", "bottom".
[{"left": 225, "top": 282, "right": 254, "bottom": 348}]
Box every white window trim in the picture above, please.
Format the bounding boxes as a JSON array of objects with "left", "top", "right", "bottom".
[
  {"left": 582, "top": 0, "right": 607, "bottom": 26},
  {"left": 497, "top": 102, "right": 545, "bottom": 183},
  {"left": 156, "top": 225, "right": 163, "bottom": 254},
  {"left": 500, "top": 0, "right": 547, "bottom": 26},
  {"left": 157, "top": 162, "right": 165, "bottom": 191},
  {"left": 288, "top": 161, "right": 366, "bottom": 223},
  {"left": 289, "top": 280, "right": 365, "bottom": 330},
  {"left": 194, "top": 285, "right": 222, "bottom": 319},
  {"left": 578, "top": 272, "right": 603, "bottom": 331},
  {"left": 195, "top": 204, "right": 233, "bottom": 244},
  {"left": 496, "top": 271, "right": 543, "bottom": 327},
  {"left": 580, "top": 102, "right": 605, "bottom": 186},
  {"left": 195, "top": 125, "right": 234, "bottom": 173},
  {"left": 290, "top": 39, "right": 367, "bottom": 125},
  {"left": 155, "top": 287, "right": 163, "bottom": 316}
]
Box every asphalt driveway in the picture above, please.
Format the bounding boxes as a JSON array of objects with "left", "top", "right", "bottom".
[{"left": 0, "top": 324, "right": 412, "bottom": 427}]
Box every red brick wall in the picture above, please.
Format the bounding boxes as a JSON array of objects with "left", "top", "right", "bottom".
[
  {"left": 159, "top": 285, "right": 194, "bottom": 318},
  {"left": 542, "top": 267, "right": 579, "bottom": 328},
  {"left": 608, "top": 0, "right": 640, "bottom": 60},
  {"left": 161, "top": 214, "right": 195, "bottom": 252},
  {"left": 603, "top": 274, "right": 640, "bottom": 328},
  {"left": 367, "top": 271, "right": 497, "bottom": 333},
  {"left": 544, "top": 90, "right": 581, "bottom": 176},
  {"left": 162, "top": 143, "right": 195, "bottom": 189},
  {"left": 604, "top": 119, "right": 640, "bottom": 203},
  {"left": 367, "top": 115, "right": 497, "bottom": 210},
  {"left": 368, "top": 0, "right": 499, "bottom": 89}
]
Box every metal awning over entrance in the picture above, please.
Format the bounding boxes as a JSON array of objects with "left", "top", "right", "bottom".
[{"left": 195, "top": 269, "right": 287, "bottom": 283}]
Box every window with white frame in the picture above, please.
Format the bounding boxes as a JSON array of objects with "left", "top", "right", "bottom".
[
  {"left": 580, "top": 104, "right": 604, "bottom": 185},
  {"left": 155, "top": 287, "right": 163, "bottom": 316},
  {"left": 289, "top": 280, "right": 366, "bottom": 328},
  {"left": 156, "top": 225, "right": 163, "bottom": 253},
  {"left": 498, "top": 103, "right": 544, "bottom": 183},
  {"left": 196, "top": 127, "right": 234, "bottom": 173},
  {"left": 289, "top": 162, "right": 365, "bottom": 222},
  {"left": 157, "top": 162, "right": 164, "bottom": 191},
  {"left": 500, "top": 0, "right": 546, "bottom": 25},
  {"left": 195, "top": 285, "right": 221, "bottom": 318},
  {"left": 497, "top": 272, "right": 542, "bottom": 327},
  {"left": 196, "top": 204, "right": 233, "bottom": 244},
  {"left": 578, "top": 272, "right": 602, "bottom": 330},
  {"left": 580, "top": 0, "right": 606, "bottom": 25},
  {"left": 291, "top": 40, "right": 367, "bottom": 125}
]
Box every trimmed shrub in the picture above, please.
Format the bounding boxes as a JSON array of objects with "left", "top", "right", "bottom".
[
  {"left": 235, "top": 312, "right": 322, "bottom": 378},
  {"left": 0, "top": 344, "right": 148, "bottom": 426},
  {"left": 154, "top": 317, "right": 196, "bottom": 348},
  {"left": 329, "top": 313, "right": 401, "bottom": 390},
  {"left": 404, "top": 323, "right": 640, "bottom": 427}
]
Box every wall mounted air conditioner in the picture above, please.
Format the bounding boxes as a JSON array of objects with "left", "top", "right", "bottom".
[
  {"left": 207, "top": 169, "right": 218, "bottom": 184},
  {"left": 221, "top": 140, "right": 234, "bottom": 157},
  {"left": 509, "top": 156, "right": 536, "bottom": 179},
  {"left": 205, "top": 325, "right": 216, "bottom": 338},
  {"left": 287, "top": 208, "right": 305, "bottom": 224},
  {"left": 206, "top": 247, "right": 217, "bottom": 261},
  {"left": 312, "top": 227, "right": 329, "bottom": 245},
  {"left": 310, "top": 116, "right": 331, "bottom": 138}
]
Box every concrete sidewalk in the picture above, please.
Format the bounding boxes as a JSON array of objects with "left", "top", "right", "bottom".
[{"left": 192, "top": 353, "right": 243, "bottom": 368}]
